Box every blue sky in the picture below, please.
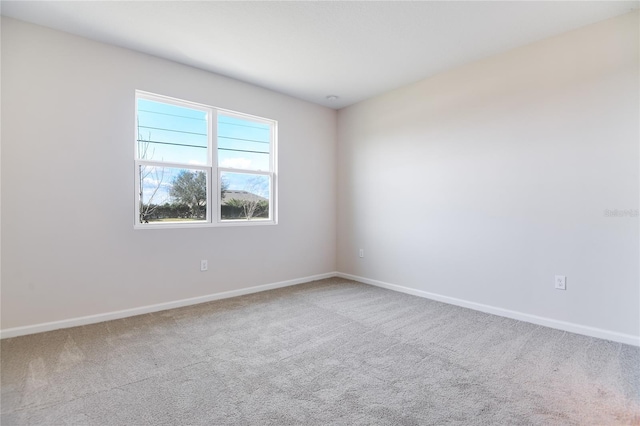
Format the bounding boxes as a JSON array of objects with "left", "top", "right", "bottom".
[{"left": 138, "top": 98, "right": 272, "bottom": 205}]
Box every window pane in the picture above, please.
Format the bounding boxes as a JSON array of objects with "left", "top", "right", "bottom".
[
  {"left": 137, "top": 98, "right": 208, "bottom": 165},
  {"left": 218, "top": 114, "right": 271, "bottom": 171},
  {"left": 139, "top": 165, "right": 207, "bottom": 223},
  {"left": 220, "top": 172, "right": 270, "bottom": 221}
]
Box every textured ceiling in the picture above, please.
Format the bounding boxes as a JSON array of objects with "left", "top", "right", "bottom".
[{"left": 2, "top": 1, "right": 638, "bottom": 109}]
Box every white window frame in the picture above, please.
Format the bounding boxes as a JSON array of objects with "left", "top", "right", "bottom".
[{"left": 134, "top": 90, "right": 277, "bottom": 229}]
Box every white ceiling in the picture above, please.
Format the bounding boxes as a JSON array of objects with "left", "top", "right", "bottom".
[{"left": 2, "top": 1, "right": 638, "bottom": 109}]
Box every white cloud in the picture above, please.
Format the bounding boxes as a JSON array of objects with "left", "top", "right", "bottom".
[{"left": 221, "top": 158, "right": 252, "bottom": 169}]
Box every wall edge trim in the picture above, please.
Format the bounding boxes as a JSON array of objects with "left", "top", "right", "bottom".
[
  {"left": 0, "top": 272, "right": 338, "bottom": 339},
  {"left": 336, "top": 272, "right": 640, "bottom": 347},
  {"left": 4, "top": 271, "right": 637, "bottom": 347}
]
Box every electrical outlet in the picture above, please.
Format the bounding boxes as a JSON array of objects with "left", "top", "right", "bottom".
[
  {"left": 359, "top": 249, "right": 364, "bottom": 258},
  {"left": 555, "top": 275, "right": 566, "bottom": 290},
  {"left": 200, "top": 260, "right": 208, "bottom": 272}
]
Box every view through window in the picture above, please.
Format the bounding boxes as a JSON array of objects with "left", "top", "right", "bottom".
[{"left": 135, "top": 92, "right": 276, "bottom": 227}]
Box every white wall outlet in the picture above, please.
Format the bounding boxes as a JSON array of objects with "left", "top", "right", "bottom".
[
  {"left": 200, "top": 260, "right": 208, "bottom": 272},
  {"left": 555, "top": 275, "right": 566, "bottom": 290},
  {"left": 359, "top": 249, "right": 364, "bottom": 258}
]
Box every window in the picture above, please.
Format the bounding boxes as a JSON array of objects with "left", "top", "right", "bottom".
[{"left": 135, "top": 91, "right": 277, "bottom": 228}]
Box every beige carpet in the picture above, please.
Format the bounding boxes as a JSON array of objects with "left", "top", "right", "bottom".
[{"left": 1, "top": 277, "right": 639, "bottom": 425}]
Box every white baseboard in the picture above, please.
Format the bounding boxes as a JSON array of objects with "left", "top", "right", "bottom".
[
  {"left": 0, "top": 272, "right": 337, "bottom": 339},
  {"left": 4, "top": 271, "right": 638, "bottom": 347},
  {"left": 336, "top": 272, "right": 640, "bottom": 347}
]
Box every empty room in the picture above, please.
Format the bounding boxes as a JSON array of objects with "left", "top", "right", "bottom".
[{"left": 1, "top": 1, "right": 639, "bottom": 424}]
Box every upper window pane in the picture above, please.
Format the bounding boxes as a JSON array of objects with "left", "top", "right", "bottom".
[
  {"left": 218, "top": 114, "right": 271, "bottom": 171},
  {"left": 137, "top": 98, "right": 209, "bottom": 165}
]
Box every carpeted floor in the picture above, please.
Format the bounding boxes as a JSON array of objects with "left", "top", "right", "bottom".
[{"left": 1, "top": 277, "right": 639, "bottom": 425}]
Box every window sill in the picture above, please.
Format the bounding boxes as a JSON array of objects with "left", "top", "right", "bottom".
[{"left": 134, "top": 220, "right": 277, "bottom": 230}]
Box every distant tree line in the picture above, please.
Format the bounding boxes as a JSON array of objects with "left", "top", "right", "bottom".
[
  {"left": 140, "top": 200, "right": 269, "bottom": 222},
  {"left": 222, "top": 199, "right": 269, "bottom": 220},
  {"left": 140, "top": 202, "right": 206, "bottom": 222}
]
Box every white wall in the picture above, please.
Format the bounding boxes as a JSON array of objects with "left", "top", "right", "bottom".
[
  {"left": 337, "top": 12, "right": 639, "bottom": 340},
  {"left": 1, "top": 18, "right": 337, "bottom": 330},
  {"left": 2, "top": 12, "right": 639, "bottom": 343}
]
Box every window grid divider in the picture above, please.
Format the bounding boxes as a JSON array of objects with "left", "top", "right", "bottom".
[{"left": 134, "top": 91, "right": 277, "bottom": 228}]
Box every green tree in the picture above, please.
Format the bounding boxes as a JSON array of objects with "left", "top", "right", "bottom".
[{"left": 170, "top": 170, "right": 207, "bottom": 218}]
